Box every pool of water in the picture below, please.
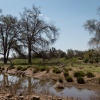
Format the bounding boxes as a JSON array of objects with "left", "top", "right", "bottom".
[{"left": 0, "top": 73, "right": 100, "bottom": 100}]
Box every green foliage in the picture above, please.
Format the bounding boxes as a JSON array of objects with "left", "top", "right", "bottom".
[
  {"left": 83, "top": 58, "right": 89, "bottom": 63},
  {"left": 74, "top": 71, "right": 85, "bottom": 77},
  {"left": 53, "top": 67, "right": 62, "bottom": 74},
  {"left": 33, "top": 66, "right": 48, "bottom": 73},
  {"left": 66, "top": 76, "right": 73, "bottom": 82},
  {"left": 77, "top": 77, "right": 85, "bottom": 84},
  {"left": 64, "top": 72, "right": 69, "bottom": 77},
  {"left": 21, "top": 67, "right": 27, "bottom": 71},
  {"left": 17, "top": 66, "right": 22, "bottom": 70},
  {"left": 33, "top": 69, "right": 38, "bottom": 73},
  {"left": 86, "top": 72, "right": 94, "bottom": 78},
  {"left": 58, "top": 78, "right": 63, "bottom": 83}
]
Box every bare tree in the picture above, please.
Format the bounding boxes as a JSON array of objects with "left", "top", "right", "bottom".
[
  {"left": 19, "top": 5, "right": 59, "bottom": 64},
  {"left": 84, "top": 7, "right": 100, "bottom": 50},
  {"left": 0, "top": 15, "right": 22, "bottom": 64}
]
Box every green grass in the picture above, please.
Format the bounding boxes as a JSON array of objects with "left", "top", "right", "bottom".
[{"left": 74, "top": 71, "right": 85, "bottom": 78}]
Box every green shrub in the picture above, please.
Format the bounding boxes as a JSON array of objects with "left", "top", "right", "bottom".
[
  {"left": 64, "top": 72, "right": 69, "bottom": 77},
  {"left": 53, "top": 67, "right": 62, "bottom": 74},
  {"left": 77, "top": 77, "right": 85, "bottom": 84},
  {"left": 40, "top": 66, "right": 47, "bottom": 71},
  {"left": 66, "top": 76, "right": 73, "bottom": 82},
  {"left": 68, "top": 68, "right": 72, "bottom": 71},
  {"left": 86, "top": 72, "right": 94, "bottom": 78},
  {"left": 63, "top": 68, "right": 68, "bottom": 72},
  {"left": 21, "top": 67, "right": 27, "bottom": 71},
  {"left": 83, "top": 58, "right": 88, "bottom": 63},
  {"left": 33, "top": 69, "right": 38, "bottom": 73},
  {"left": 58, "top": 78, "right": 63, "bottom": 83},
  {"left": 17, "top": 66, "right": 22, "bottom": 70},
  {"left": 74, "top": 71, "right": 85, "bottom": 77}
]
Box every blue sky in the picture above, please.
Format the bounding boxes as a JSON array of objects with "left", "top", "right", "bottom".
[{"left": 0, "top": 0, "right": 100, "bottom": 52}]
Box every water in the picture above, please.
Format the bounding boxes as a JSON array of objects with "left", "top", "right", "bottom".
[{"left": 0, "top": 73, "right": 99, "bottom": 100}]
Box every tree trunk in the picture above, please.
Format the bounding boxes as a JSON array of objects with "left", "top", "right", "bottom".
[
  {"left": 28, "top": 45, "right": 32, "bottom": 64},
  {"left": 4, "top": 54, "right": 7, "bottom": 64}
]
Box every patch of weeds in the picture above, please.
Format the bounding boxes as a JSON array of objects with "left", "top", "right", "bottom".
[
  {"left": 63, "top": 67, "right": 68, "bottom": 72},
  {"left": 64, "top": 72, "right": 69, "bottom": 77},
  {"left": 68, "top": 68, "right": 72, "bottom": 71},
  {"left": 66, "top": 76, "right": 73, "bottom": 82},
  {"left": 21, "top": 67, "right": 27, "bottom": 71},
  {"left": 58, "top": 78, "right": 63, "bottom": 83},
  {"left": 17, "top": 66, "right": 22, "bottom": 70},
  {"left": 86, "top": 72, "right": 94, "bottom": 78},
  {"left": 74, "top": 71, "right": 85, "bottom": 78},
  {"left": 33, "top": 69, "right": 38, "bottom": 73},
  {"left": 77, "top": 77, "right": 85, "bottom": 84},
  {"left": 40, "top": 66, "right": 48, "bottom": 71},
  {"left": 53, "top": 67, "right": 62, "bottom": 74}
]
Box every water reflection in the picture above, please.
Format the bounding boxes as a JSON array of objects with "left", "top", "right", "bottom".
[{"left": 0, "top": 73, "right": 99, "bottom": 100}]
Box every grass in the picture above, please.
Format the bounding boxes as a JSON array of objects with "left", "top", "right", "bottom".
[
  {"left": 86, "top": 72, "right": 95, "bottom": 78},
  {"left": 74, "top": 71, "right": 85, "bottom": 78},
  {"left": 66, "top": 76, "right": 73, "bottom": 82},
  {"left": 77, "top": 77, "right": 85, "bottom": 84},
  {"left": 53, "top": 67, "right": 62, "bottom": 74}
]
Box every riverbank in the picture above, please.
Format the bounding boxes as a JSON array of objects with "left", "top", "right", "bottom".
[{"left": 0, "top": 66, "right": 100, "bottom": 100}]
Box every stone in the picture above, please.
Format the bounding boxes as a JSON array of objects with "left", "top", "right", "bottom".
[
  {"left": 6, "top": 93, "right": 12, "bottom": 98},
  {"left": 31, "top": 95, "right": 40, "bottom": 100}
]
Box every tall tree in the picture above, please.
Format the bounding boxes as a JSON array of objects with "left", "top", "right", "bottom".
[
  {"left": 20, "top": 5, "right": 59, "bottom": 64},
  {"left": 84, "top": 7, "right": 100, "bottom": 50},
  {"left": 0, "top": 15, "right": 22, "bottom": 64}
]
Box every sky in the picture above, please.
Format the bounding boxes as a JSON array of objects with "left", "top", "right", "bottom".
[{"left": 0, "top": 0, "right": 100, "bottom": 52}]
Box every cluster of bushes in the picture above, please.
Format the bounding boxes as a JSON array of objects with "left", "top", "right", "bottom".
[
  {"left": 74, "top": 71, "right": 85, "bottom": 78},
  {"left": 66, "top": 76, "right": 73, "bottom": 82},
  {"left": 86, "top": 72, "right": 94, "bottom": 78},
  {"left": 74, "top": 71, "right": 85, "bottom": 84},
  {"left": 77, "top": 77, "right": 85, "bottom": 84},
  {"left": 33, "top": 66, "right": 49, "bottom": 73},
  {"left": 63, "top": 71, "right": 73, "bottom": 82},
  {"left": 17, "top": 66, "right": 27, "bottom": 71},
  {"left": 53, "top": 67, "right": 62, "bottom": 74}
]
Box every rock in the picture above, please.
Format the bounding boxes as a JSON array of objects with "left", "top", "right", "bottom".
[
  {"left": 55, "top": 82, "right": 64, "bottom": 89},
  {"left": 19, "top": 96, "right": 24, "bottom": 100},
  {"left": 6, "top": 93, "right": 12, "bottom": 98},
  {"left": 31, "top": 95, "right": 40, "bottom": 100}
]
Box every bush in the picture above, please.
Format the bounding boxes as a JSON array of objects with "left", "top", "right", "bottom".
[
  {"left": 74, "top": 71, "right": 85, "bottom": 78},
  {"left": 77, "top": 77, "right": 85, "bottom": 84},
  {"left": 83, "top": 58, "right": 88, "bottom": 63},
  {"left": 66, "top": 76, "right": 73, "bottom": 82},
  {"left": 21, "top": 67, "right": 27, "bottom": 71},
  {"left": 58, "top": 78, "right": 63, "bottom": 83},
  {"left": 17, "top": 66, "right": 22, "bottom": 70},
  {"left": 40, "top": 66, "right": 47, "bottom": 71},
  {"left": 86, "top": 72, "right": 94, "bottom": 78},
  {"left": 64, "top": 72, "right": 69, "bottom": 77},
  {"left": 53, "top": 67, "right": 62, "bottom": 74},
  {"left": 33, "top": 69, "right": 38, "bottom": 73}
]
